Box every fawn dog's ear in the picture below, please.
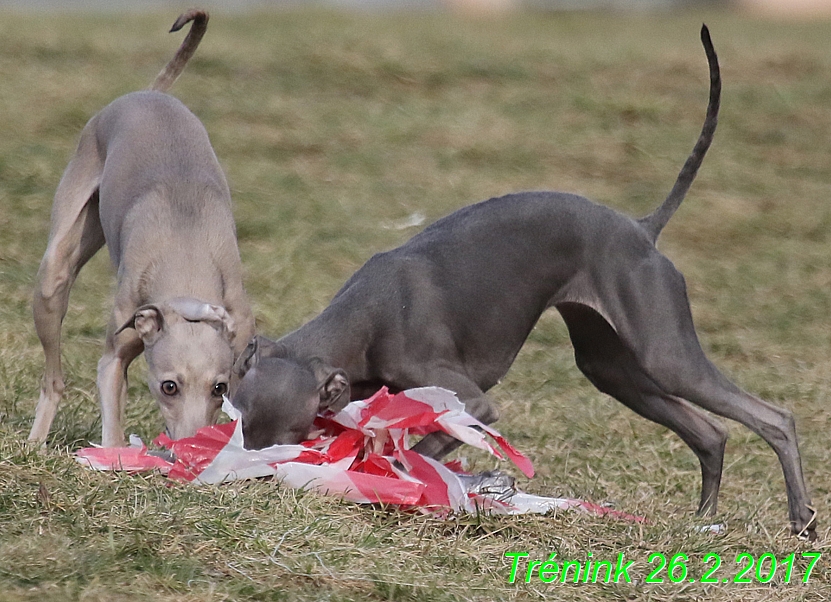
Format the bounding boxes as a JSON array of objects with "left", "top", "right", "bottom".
[
  {"left": 118, "top": 298, "right": 236, "bottom": 347},
  {"left": 116, "top": 304, "right": 165, "bottom": 346}
]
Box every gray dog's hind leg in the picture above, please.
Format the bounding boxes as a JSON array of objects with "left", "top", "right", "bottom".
[
  {"left": 616, "top": 280, "right": 816, "bottom": 537},
  {"left": 559, "top": 302, "right": 728, "bottom": 515},
  {"left": 661, "top": 361, "right": 816, "bottom": 537},
  {"left": 30, "top": 130, "right": 105, "bottom": 442},
  {"left": 559, "top": 249, "right": 815, "bottom": 537}
]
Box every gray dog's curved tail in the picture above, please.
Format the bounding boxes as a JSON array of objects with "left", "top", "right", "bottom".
[
  {"left": 150, "top": 8, "right": 209, "bottom": 93},
  {"left": 639, "top": 24, "right": 720, "bottom": 243}
]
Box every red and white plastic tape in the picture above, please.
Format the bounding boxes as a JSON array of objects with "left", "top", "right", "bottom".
[{"left": 76, "top": 386, "right": 642, "bottom": 521}]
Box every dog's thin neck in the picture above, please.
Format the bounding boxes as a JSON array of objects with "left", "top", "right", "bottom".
[{"left": 276, "top": 299, "right": 369, "bottom": 377}]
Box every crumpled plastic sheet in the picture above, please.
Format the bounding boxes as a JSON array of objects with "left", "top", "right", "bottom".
[{"left": 76, "top": 386, "right": 643, "bottom": 521}]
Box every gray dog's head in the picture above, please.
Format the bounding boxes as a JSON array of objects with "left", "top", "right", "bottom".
[
  {"left": 230, "top": 337, "right": 350, "bottom": 449},
  {"left": 117, "top": 297, "right": 237, "bottom": 440}
]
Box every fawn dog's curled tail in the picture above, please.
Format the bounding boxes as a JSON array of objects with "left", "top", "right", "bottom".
[{"left": 150, "top": 9, "right": 209, "bottom": 93}]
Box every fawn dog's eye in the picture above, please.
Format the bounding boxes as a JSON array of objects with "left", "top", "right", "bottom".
[
  {"left": 161, "top": 381, "right": 178, "bottom": 396},
  {"left": 213, "top": 382, "right": 228, "bottom": 397}
]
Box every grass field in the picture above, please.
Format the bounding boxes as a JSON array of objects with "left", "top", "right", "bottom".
[{"left": 1, "top": 6, "right": 830, "bottom": 601}]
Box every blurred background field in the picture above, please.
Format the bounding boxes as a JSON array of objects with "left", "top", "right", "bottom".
[{"left": 0, "top": 4, "right": 830, "bottom": 601}]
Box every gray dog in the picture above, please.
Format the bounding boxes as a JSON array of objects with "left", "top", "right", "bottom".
[
  {"left": 29, "top": 10, "right": 255, "bottom": 448},
  {"left": 232, "top": 26, "right": 815, "bottom": 539}
]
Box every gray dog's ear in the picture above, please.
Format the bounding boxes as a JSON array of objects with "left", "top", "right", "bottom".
[
  {"left": 319, "top": 369, "right": 350, "bottom": 412},
  {"left": 309, "top": 358, "right": 350, "bottom": 412},
  {"left": 115, "top": 305, "right": 164, "bottom": 345},
  {"left": 234, "top": 337, "right": 260, "bottom": 379}
]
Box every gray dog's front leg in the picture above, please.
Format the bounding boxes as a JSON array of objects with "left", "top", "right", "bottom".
[{"left": 413, "top": 390, "right": 500, "bottom": 460}]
